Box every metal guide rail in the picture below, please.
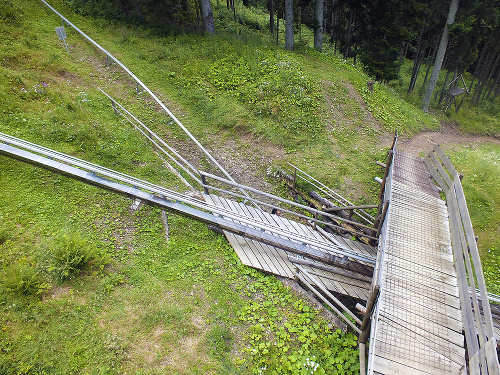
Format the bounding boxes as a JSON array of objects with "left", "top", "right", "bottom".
[{"left": 0, "top": 133, "right": 375, "bottom": 269}]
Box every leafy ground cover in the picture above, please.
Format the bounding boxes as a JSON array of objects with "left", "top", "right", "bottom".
[{"left": 0, "top": 0, "right": 499, "bottom": 373}]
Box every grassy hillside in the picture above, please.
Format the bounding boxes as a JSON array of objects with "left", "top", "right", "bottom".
[{"left": 0, "top": 0, "right": 498, "bottom": 373}]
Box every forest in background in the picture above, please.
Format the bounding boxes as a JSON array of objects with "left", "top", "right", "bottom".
[{"left": 61, "top": 0, "right": 500, "bottom": 113}]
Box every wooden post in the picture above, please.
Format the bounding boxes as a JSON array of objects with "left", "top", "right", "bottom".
[
  {"left": 378, "top": 151, "right": 393, "bottom": 201},
  {"left": 375, "top": 201, "right": 389, "bottom": 238},
  {"left": 373, "top": 203, "right": 383, "bottom": 230},
  {"left": 200, "top": 175, "right": 209, "bottom": 195},
  {"left": 359, "top": 343, "right": 366, "bottom": 375},
  {"left": 359, "top": 285, "right": 380, "bottom": 342},
  {"left": 111, "top": 100, "right": 118, "bottom": 115},
  {"left": 292, "top": 167, "right": 297, "bottom": 190}
]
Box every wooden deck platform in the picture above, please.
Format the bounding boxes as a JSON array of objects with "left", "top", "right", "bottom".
[
  {"left": 204, "top": 194, "right": 376, "bottom": 301},
  {"left": 368, "top": 152, "right": 466, "bottom": 375}
]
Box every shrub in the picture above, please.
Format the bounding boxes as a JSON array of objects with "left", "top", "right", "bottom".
[
  {"left": 44, "top": 232, "right": 107, "bottom": 284},
  {"left": 1, "top": 263, "right": 47, "bottom": 296}
]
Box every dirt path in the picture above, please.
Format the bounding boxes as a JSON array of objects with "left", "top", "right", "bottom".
[{"left": 398, "top": 122, "right": 500, "bottom": 155}]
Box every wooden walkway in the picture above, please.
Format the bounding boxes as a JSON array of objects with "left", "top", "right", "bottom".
[
  {"left": 368, "top": 152, "right": 466, "bottom": 375},
  {"left": 204, "top": 194, "right": 376, "bottom": 301}
]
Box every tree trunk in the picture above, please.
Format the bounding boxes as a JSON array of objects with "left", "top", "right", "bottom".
[
  {"left": 493, "top": 69, "right": 500, "bottom": 99},
  {"left": 276, "top": 0, "right": 280, "bottom": 45},
  {"left": 285, "top": 0, "right": 294, "bottom": 50},
  {"left": 231, "top": 0, "right": 236, "bottom": 21},
  {"left": 421, "top": 38, "right": 439, "bottom": 94},
  {"left": 200, "top": 0, "right": 215, "bottom": 34},
  {"left": 344, "top": 8, "right": 353, "bottom": 59},
  {"left": 472, "top": 50, "right": 496, "bottom": 106},
  {"left": 269, "top": 0, "right": 274, "bottom": 34},
  {"left": 314, "top": 0, "right": 324, "bottom": 51},
  {"left": 132, "top": 0, "right": 144, "bottom": 23},
  {"left": 408, "top": 30, "right": 424, "bottom": 94},
  {"left": 469, "top": 43, "right": 488, "bottom": 94},
  {"left": 483, "top": 53, "right": 500, "bottom": 101},
  {"left": 422, "top": 0, "right": 460, "bottom": 113}
]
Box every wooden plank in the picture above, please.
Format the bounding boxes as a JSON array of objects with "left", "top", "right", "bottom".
[
  {"left": 384, "top": 252, "right": 457, "bottom": 278},
  {"left": 313, "top": 225, "right": 345, "bottom": 247},
  {"left": 206, "top": 195, "right": 256, "bottom": 268},
  {"left": 376, "top": 319, "right": 466, "bottom": 368},
  {"left": 380, "top": 292, "right": 463, "bottom": 333},
  {"left": 433, "top": 145, "right": 457, "bottom": 177},
  {"left": 385, "top": 239, "right": 455, "bottom": 263},
  {"left": 380, "top": 287, "right": 462, "bottom": 322},
  {"left": 295, "top": 271, "right": 358, "bottom": 333},
  {"left": 333, "top": 235, "right": 372, "bottom": 259},
  {"left": 341, "top": 237, "right": 375, "bottom": 258},
  {"left": 358, "top": 241, "right": 378, "bottom": 257},
  {"left": 297, "top": 265, "right": 362, "bottom": 325},
  {"left": 304, "top": 268, "right": 370, "bottom": 290},
  {"left": 275, "top": 217, "right": 362, "bottom": 298},
  {"left": 383, "top": 255, "right": 458, "bottom": 287},
  {"left": 384, "top": 271, "right": 460, "bottom": 303},
  {"left": 447, "top": 190, "right": 482, "bottom": 362},
  {"left": 391, "top": 178, "right": 445, "bottom": 198},
  {"left": 372, "top": 355, "right": 433, "bottom": 375},
  {"left": 239, "top": 204, "right": 298, "bottom": 279},
  {"left": 288, "top": 256, "right": 372, "bottom": 283},
  {"left": 223, "top": 198, "right": 284, "bottom": 276},
  {"left": 235, "top": 202, "right": 295, "bottom": 278},
  {"left": 229, "top": 200, "right": 288, "bottom": 276},
  {"left": 215, "top": 196, "right": 275, "bottom": 274},
  {"left": 449, "top": 185, "right": 491, "bottom": 374},
  {"left": 290, "top": 233, "right": 361, "bottom": 298},
  {"left": 382, "top": 265, "right": 459, "bottom": 298},
  {"left": 373, "top": 350, "right": 462, "bottom": 375},
  {"left": 423, "top": 155, "right": 449, "bottom": 191},
  {"left": 485, "top": 338, "right": 500, "bottom": 374},
  {"left": 429, "top": 152, "right": 453, "bottom": 188},
  {"left": 377, "top": 308, "right": 464, "bottom": 348},
  {"left": 454, "top": 179, "right": 497, "bottom": 337},
  {"left": 383, "top": 273, "right": 459, "bottom": 307}
]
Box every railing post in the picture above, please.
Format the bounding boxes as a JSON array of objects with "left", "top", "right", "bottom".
[
  {"left": 200, "top": 174, "right": 209, "bottom": 195},
  {"left": 378, "top": 150, "right": 393, "bottom": 201}
]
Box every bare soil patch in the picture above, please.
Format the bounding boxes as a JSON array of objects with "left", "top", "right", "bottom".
[{"left": 399, "top": 121, "right": 500, "bottom": 155}]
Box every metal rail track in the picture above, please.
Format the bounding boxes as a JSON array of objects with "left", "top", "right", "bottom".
[{"left": 0, "top": 133, "right": 375, "bottom": 268}]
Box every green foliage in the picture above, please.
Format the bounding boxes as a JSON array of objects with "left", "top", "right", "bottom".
[
  {"left": 42, "top": 232, "right": 108, "bottom": 284},
  {"left": 205, "top": 51, "right": 322, "bottom": 134},
  {"left": 1, "top": 0, "right": 497, "bottom": 373},
  {"left": 446, "top": 143, "right": 500, "bottom": 294},
  {"left": 1, "top": 262, "right": 48, "bottom": 296},
  {"left": 360, "top": 83, "right": 439, "bottom": 134},
  {"left": 236, "top": 275, "right": 360, "bottom": 374}
]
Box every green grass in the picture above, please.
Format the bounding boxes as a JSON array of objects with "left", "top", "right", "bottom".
[
  {"left": 0, "top": 0, "right": 499, "bottom": 373},
  {"left": 443, "top": 143, "right": 500, "bottom": 295}
]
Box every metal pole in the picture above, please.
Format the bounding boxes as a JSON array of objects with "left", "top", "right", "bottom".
[
  {"left": 200, "top": 171, "right": 377, "bottom": 232},
  {"left": 40, "top": 0, "right": 259, "bottom": 210}
]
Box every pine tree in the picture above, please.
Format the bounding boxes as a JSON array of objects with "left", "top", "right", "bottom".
[{"left": 422, "top": 0, "right": 460, "bottom": 113}]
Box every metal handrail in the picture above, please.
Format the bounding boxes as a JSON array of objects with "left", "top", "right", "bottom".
[
  {"left": 40, "top": 0, "right": 260, "bottom": 210},
  {"left": 425, "top": 145, "right": 499, "bottom": 375},
  {"left": 286, "top": 162, "right": 376, "bottom": 225},
  {"left": 0, "top": 133, "right": 375, "bottom": 265},
  {"left": 366, "top": 137, "right": 396, "bottom": 375},
  {"left": 200, "top": 171, "right": 377, "bottom": 233}
]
